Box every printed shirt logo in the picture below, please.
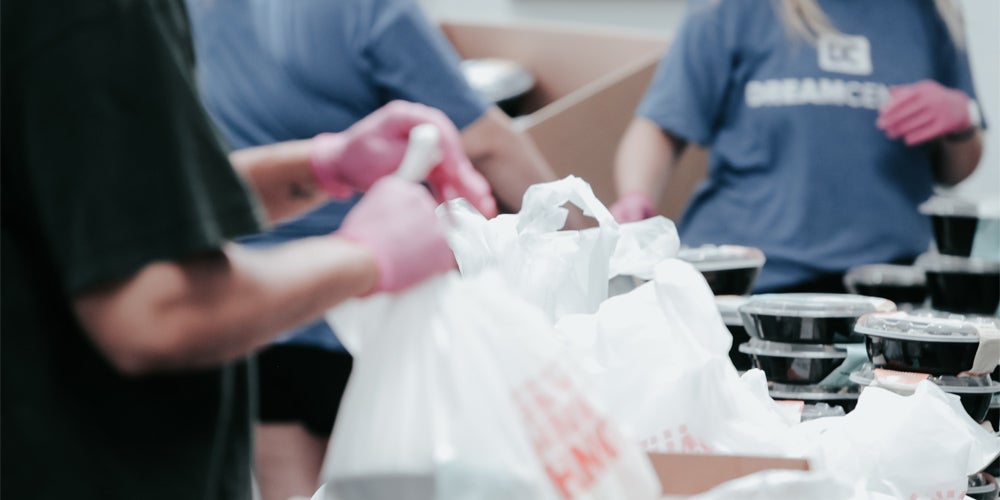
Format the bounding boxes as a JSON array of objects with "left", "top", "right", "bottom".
[
  {"left": 817, "top": 34, "right": 873, "bottom": 75},
  {"left": 745, "top": 78, "right": 889, "bottom": 109}
]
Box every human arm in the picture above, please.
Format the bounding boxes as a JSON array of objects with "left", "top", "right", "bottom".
[
  {"left": 933, "top": 130, "right": 982, "bottom": 185},
  {"left": 228, "top": 139, "right": 323, "bottom": 223},
  {"left": 461, "top": 107, "right": 559, "bottom": 213},
  {"left": 73, "top": 238, "right": 376, "bottom": 375},
  {"left": 229, "top": 100, "right": 498, "bottom": 224},
  {"left": 73, "top": 177, "right": 452, "bottom": 375},
  {"left": 610, "top": 117, "right": 688, "bottom": 222},
  {"left": 877, "top": 80, "right": 983, "bottom": 186}
]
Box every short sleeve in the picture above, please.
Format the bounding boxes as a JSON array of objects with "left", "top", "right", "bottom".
[
  {"left": 636, "top": 1, "right": 737, "bottom": 145},
  {"left": 360, "top": 0, "right": 489, "bottom": 130},
  {"left": 15, "top": 3, "right": 263, "bottom": 294}
]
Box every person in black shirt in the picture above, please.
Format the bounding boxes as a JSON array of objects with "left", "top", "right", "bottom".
[{"left": 1, "top": 1, "right": 491, "bottom": 498}]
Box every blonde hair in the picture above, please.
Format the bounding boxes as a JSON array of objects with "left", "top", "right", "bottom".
[{"left": 775, "top": 0, "right": 966, "bottom": 49}]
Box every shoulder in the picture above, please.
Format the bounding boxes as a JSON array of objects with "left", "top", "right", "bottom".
[
  {"left": 4, "top": 0, "right": 187, "bottom": 74},
  {"left": 677, "top": 0, "right": 777, "bottom": 49}
]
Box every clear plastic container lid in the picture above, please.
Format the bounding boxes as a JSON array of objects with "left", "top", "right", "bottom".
[
  {"left": 919, "top": 195, "right": 1000, "bottom": 219},
  {"left": 916, "top": 252, "right": 1000, "bottom": 274},
  {"left": 909, "top": 308, "right": 1000, "bottom": 323},
  {"left": 843, "top": 264, "right": 926, "bottom": 287},
  {"left": 739, "top": 293, "right": 896, "bottom": 318},
  {"left": 855, "top": 311, "right": 984, "bottom": 343},
  {"left": 716, "top": 295, "right": 749, "bottom": 325},
  {"left": 676, "top": 244, "right": 766, "bottom": 272},
  {"left": 850, "top": 364, "right": 1000, "bottom": 394},
  {"left": 738, "top": 338, "right": 848, "bottom": 359},
  {"left": 768, "top": 382, "right": 861, "bottom": 400},
  {"left": 460, "top": 58, "right": 535, "bottom": 103}
]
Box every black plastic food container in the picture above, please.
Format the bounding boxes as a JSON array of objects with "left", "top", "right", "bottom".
[
  {"left": 856, "top": 312, "right": 997, "bottom": 376},
  {"left": 920, "top": 196, "right": 999, "bottom": 258},
  {"left": 739, "top": 294, "right": 896, "bottom": 345},
  {"left": 677, "top": 245, "right": 765, "bottom": 296},
  {"left": 768, "top": 382, "right": 861, "bottom": 413},
  {"left": 740, "top": 339, "right": 847, "bottom": 385},
  {"left": 844, "top": 264, "right": 927, "bottom": 306},
  {"left": 850, "top": 364, "right": 1000, "bottom": 423},
  {"left": 717, "top": 295, "right": 753, "bottom": 371},
  {"left": 919, "top": 254, "right": 1000, "bottom": 315},
  {"left": 987, "top": 396, "right": 998, "bottom": 432},
  {"left": 967, "top": 472, "right": 999, "bottom": 500}
]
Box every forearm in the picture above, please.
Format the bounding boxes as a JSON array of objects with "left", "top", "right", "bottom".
[
  {"left": 74, "top": 238, "right": 377, "bottom": 374},
  {"left": 462, "top": 107, "right": 556, "bottom": 212},
  {"left": 229, "top": 140, "right": 330, "bottom": 223},
  {"left": 933, "top": 130, "right": 983, "bottom": 185},
  {"left": 614, "top": 117, "right": 684, "bottom": 204}
]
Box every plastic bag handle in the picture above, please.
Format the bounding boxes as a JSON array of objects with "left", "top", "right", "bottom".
[
  {"left": 395, "top": 123, "right": 442, "bottom": 183},
  {"left": 516, "top": 175, "right": 619, "bottom": 234}
]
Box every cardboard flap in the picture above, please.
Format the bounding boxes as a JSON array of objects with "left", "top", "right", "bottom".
[{"left": 649, "top": 452, "right": 811, "bottom": 496}]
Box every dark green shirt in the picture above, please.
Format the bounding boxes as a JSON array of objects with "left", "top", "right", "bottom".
[{"left": 2, "top": 0, "right": 263, "bottom": 498}]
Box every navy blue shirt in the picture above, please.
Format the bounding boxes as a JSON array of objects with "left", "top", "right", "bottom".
[
  {"left": 638, "top": 0, "right": 982, "bottom": 291},
  {"left": 187, "top": 0, "right": 488, "bottom": 349}
]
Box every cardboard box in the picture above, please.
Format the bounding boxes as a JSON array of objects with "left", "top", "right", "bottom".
[
  {"left": 650, "top": 452, "right": 811, "bottom": 497},
  {"left": 440, "top": 21, "right": 707, "bottom": 221}
]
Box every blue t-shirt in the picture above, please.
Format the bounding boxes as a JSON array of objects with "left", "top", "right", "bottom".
[
  {"left": 187, "top": 0, "right": 489, "bottom": 349},
  {"left": 638, "top": 0, "right": 983, "bottom": 292}
]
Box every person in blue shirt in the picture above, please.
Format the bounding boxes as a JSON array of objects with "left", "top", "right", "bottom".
[
  {"left": 185, "top": 0, "right": 562, "bottom": 498},
  {"left": 610, "top": 0, "right": 985, "bottom": 293}
]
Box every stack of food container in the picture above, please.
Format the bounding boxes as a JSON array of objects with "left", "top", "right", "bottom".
[
  {"left": 850, "top": 311, "right": 1000, "bottom": 496},
  {"left": 677, "top": 244, "right": 766, "bottom": 372},
  {"left": 918, "top": 195, "right": 1000, "bottom": 316},
  {"left": 736, "top": 293, "right": 896, "bottom": 413}
]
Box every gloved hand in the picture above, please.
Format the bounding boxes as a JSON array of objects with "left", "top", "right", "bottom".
[
  {"left": 610, "top": 191, "right": 657, "bottom": 223},
  {"left": 336, "top": 176, "right": 456, "bottom": 294},
  {"left": 310, "top": 100, "right": 498, "bottom": 217},
  {"left": 877, "top": 80, "right": 974, "bottom": 146}
]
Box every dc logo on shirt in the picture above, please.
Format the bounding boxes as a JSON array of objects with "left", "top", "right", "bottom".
[{"left": 817, "top": 34, "right": 872, "bottom": 76}]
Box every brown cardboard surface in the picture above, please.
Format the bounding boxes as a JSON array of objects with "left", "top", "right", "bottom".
[
  {"left": 649, "top": 452, "right": 811, "bottom": 496},
  {"left": 441, "top": 21, "right": 706, "bottom": 218}
]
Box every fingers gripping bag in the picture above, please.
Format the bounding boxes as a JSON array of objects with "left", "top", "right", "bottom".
[
  {"left": 318, "top": 271, "right": 660, "bottom": 500},
  {"left": 441, "top": 176, "right": 620, "bottom": 323}
]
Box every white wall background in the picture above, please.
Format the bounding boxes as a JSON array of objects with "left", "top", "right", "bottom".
[{"left": 421, "top": 0, "right": 999, "bottom": 202}]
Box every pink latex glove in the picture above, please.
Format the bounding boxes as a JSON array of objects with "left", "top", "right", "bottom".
[
  {"left": 310, "top": 100, "right": 498, "bottom": 217},
  {"left": 877, "top": 80, "right": 973, "bottom": 146},
  {"left": 610, "top": 191, "right": 657, "bottom": 223},
  {"left": 336, "top": 176, "right": 456, "bottom": 293}
]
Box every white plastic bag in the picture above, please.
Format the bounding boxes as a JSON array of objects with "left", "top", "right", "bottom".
[
  {"left": 442, "top": 176, "right": 619, "bottom": 322},
  {"left": 608, "top": 216, "right": 680, "bottom": 281},
  {"left": 318, "top": 272, "right": 660, "bottom": 500},
  {"left": 686, "top": 470, "right": 897, "bottom": 500},
  {"left": 555, "top": 259, "right": 796, "bottom": 457},
  {"left": 791, "top": 381, "right": 1000, "bottom": 499}
]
